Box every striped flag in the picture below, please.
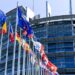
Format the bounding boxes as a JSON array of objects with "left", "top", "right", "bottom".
[
  {"left": 32, "top": 39, "right": 58, "bottom": 73},
  {"left": 16, "top": 32, "right": 21, "bottom": 44},
  {"left": 0, "top": 9, "right": 7, "bottom": 34},
  {"left": 9, "top": 23, "right": 14, "bottom": 42},
  {"left": 2, "top": 22, "right": 7, "bottom": 34}
]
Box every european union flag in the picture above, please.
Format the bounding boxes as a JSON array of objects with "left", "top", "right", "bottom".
[
  {"left": 18, "top": 7, "right": 28, "bottom": 30},
  {"left": 0, "top": 9, "right": 6, "bottom": 26},
  {"left": 18, "top": 7, "right": 33, "bottom": 38}
]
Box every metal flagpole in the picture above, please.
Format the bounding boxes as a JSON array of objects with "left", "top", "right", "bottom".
[
  {"left": 4, "top": 23, "right": 10, "bottom": 75},
  {"left": 28, "top": 40, "right": 30, "bottom": 75},
  {"left": 32, "top": 40, "right": 34, "bottom": 75},
  {"left": 46, "top": 0, "right": 48, "bottom": 17},
  {"left": 12, "top": 2, "right": 18, "bottom": 75},
  {"left": 0, "top": 31, "right": 3, "bottom": 61},
  {"left": 69, "top": 0, "right": 72, "bottom": 15},
  {"left": 22, "top": 45, "right": 26, "bottom": 75},
  {"left": 22, "top": 36, "right": 27, "bottom": 75},
  {"left": 17, "top": 29, "right": 21, "bottom": 75},
  {"left": 28, "top": 39, "right": 32, "bottom": 75},
  {"left": 31, "top": 36, "right": 38, "bottom": 75},
  {"left": 41, "top": 68, "right": 42, "bottom": 75},
  {"left": 27, "top": 48, "right": 29, "bottom": 75}
]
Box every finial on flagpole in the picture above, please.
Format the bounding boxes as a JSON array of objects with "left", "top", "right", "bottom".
[{"left": 17, "top": 1, "right": 18, "bottom": 7}]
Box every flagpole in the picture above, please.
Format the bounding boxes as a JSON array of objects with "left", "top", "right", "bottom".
[
  {"left": 0, "top": 31, "right": 3, "bottom": 61},
  {"left": 4, "top": 23, "right": 10, "bottom": 75},
  {"left": 32, "top": 42, "right": 34, "bottom": 75},
  {"left": 17, "top": 29, "right": 21, "bottom": 75},
  {"left": 27, "top": 49, "right": 29, "bottom": 75},
  {"left": 28, "top": 39, "right": 30, "bottom": 75},
  {"left": 12, "top": 2, "right": 18, "bottom": 75},
  {"left": 22, "top": 45, "right": 26, "bottom": 75},
  {"left": 29, "top": 39, "right": 32, "bottom": 75},
  {"left": 46, "top": 0, "right": 48, "bottom": 17},
  {"left": 22, "top": 36, "right": 26, "bottom": 75}
]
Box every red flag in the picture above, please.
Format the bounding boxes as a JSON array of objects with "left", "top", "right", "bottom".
[
  {"left": 0, "top": 22, "right": 7, "bottom": 34},
  {"left": 9, "top": 23, "right": 14, "bottom": 42}
]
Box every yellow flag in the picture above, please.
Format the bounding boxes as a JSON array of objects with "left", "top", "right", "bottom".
[
  {"left": 16, "top": 33, "right": 21, "bottom": 43},
  {"left": 2, "top": 22, "right": 7, "bottom": 34}
]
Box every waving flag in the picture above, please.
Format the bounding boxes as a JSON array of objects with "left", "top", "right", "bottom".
[
  {"left": 0, "top": 9, "right": 7, "bottom": 34},
  {"left": 9, "top": 23, "right": 14, "bottom": 42},
  {"left": 22, "top": 40, "right": 31, "bottom": 53},
  {"left": 16, "top": 32, "right": 21, "bottom": 44},
  {"left": 18, "top": 7, "right": 33, "bottom": 38},
  {"left": 16, "top": 34, "right": 54, "bottom": 74},
  {"left": 2, "top": 22, "right": 7, "bottom": 34},
  {"left": 31, "top": 39, "right": 57, "bottom": 73},
  {"left": 0, "top": 9, "right": 6, "bottom": 26}
]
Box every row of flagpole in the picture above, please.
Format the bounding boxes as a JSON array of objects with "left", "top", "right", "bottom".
[{"left": 0, "top": 2, "right": 59, "bottom": 75}]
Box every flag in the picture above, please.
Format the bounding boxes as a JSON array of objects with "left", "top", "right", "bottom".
[
  {"left": 0, "top": 9, "right": 7, "bottom": 34},
  {"left": 32, "top": 40, "right": 42, "bottom": 52},
  {"left": 30, "top": 51, "right": 39, "bottom": 71},
  {"left": 9, "top": 23, "right": 14, "bottom": 42},
  {"left": 18, "top": 7, "right": 27, "bottom": 30},
  {"left": 18, "top": 7, "right": 33, "bottom": 38},
  {"left": 23, "top": 42, "right": 31, "bottom": 53},
  {"left": 47, "top": 62, "right": 57, "bottom": 72},
  {"left": 16, "top": 32, "right": 21, "bottom": 43},
  {"left": 43, "top": 56, "right": 57, "bottom": 73},
  {"left": 40, "top": 60, "right": 49, "bottom": 71},
  {"left": 32, "top": 39, "right": 58, "bottom": 73},
  {"left": 32, "top": 40, "right": 44, "bottom": 54},
  {"left": 0, "top": 9, "right": 6, "bottom": 26},
  {"left": 2, "top": 22, "right": 7, "bottom": 34}
]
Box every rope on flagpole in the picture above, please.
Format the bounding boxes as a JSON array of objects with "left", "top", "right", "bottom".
[
  {"left": 12, "top": 2, "right": 18, "bottom": 75},
  {"left": 4, "top": 23, "right": 10, "bottom": 75}
]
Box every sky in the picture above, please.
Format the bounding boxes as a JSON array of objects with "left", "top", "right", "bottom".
[{"left": 0, "top": 0, "right": 75, "bottom": 17}]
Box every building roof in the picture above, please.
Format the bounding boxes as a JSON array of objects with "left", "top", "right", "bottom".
[{"left": 30, "top": 14, "right": 75, "bottom": 24}]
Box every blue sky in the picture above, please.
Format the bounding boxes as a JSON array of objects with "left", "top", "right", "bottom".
[{"left": 0, "top": 0, "right": 75, "bottom": 17}]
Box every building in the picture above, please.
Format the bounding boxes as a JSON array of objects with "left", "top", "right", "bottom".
[
  {"left": 0, "top": 6, "right": 27, "bottom": 75},
  {"left": 0, "top": 6, "right": 75, "bottom": 75},
  {"left": 0, "top": 6, "right": 47, "bottom": 75},
  {"left": 31, "top": 15, "right": 75, "bottom": 75}
]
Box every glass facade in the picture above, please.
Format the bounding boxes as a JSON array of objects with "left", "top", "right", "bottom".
[
  {"left": 1, "top": 6, "right": 75, "bottom": 75},
  {"left": 32, "top": 19, "right": 75, "bottom": 74},
  {"left": 0, "top": 6, "right": 27, "bottom": 75}
]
